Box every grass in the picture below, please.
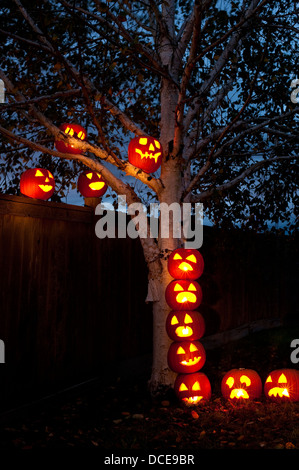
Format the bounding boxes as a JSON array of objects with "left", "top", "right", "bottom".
[{"left": 0, "top": 325, "right": 298, "bottom": 450}]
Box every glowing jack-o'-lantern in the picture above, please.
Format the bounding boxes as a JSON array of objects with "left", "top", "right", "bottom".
[
  {"left": 165, "top": 280, "right": 202, "bottom": 311},
  {"left": 20, "top": 168, "right": 55, "bottom": 201},
  {"left": 174, "top": 372, "right": 211, "bottom": 406},
  {"left": 221, "top": 369, "right": 262, "bottom": 401},
  {"left": 264, "top": 369, "right": 299, "bottom": 402},
  {"left": 128, "top": 136, "right": 163, "bottom": 173},
  {"left": 168, "top": 248, "right": 204, "bottom": 280},
  {"left": 77, "top": 170, "right": 108, "bottom": 198},
  {"left": 166, "top": 310, "right": 205, "bottom": 341},
  {"left": 55, "top": 123, "right": 87, "bottom": 154},
  {"left": 168, "top": 340, "right": 206, "bottom": 374}
]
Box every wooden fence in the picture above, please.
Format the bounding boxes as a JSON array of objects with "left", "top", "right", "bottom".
[{"left": 0, "top": 193, "right": 297, "bottom": 407}]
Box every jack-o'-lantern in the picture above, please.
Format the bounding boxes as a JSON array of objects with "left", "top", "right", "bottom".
[
  {"left": 128, "top": 136, "right": 163, "bottom": 173},
  {"left": 166, "top": 310, "right": 205, "bottom": 341},
  {"left": 77, "top": 170, "right": 108, "bottom": 198},
  {"left": 55, "top": 123, "right": 87, "bottom": 154},
  {"left": 165, "top": 280, "right": 202, "bottom": 311},
  {"left": 168, "top": 248, "right": 204, "bottom": 280},
  {"left": 20, "top": 168, "right": 55, "bottom": 201},
  {"left": 221, "top": 369, "right": 262, "bottom": 401},
  {"left": 174, "top": 372, "right": 211, "bottom": 406},
  {"left": 264, "top": 369, "right": 299, "bottom": 402},
  {"left": 168, "top": 340, "right": 206, "bottom": 374}
]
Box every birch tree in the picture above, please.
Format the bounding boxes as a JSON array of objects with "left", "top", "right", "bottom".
[{"left": 0, "top": 0, "right": 298, "bottom": 393}]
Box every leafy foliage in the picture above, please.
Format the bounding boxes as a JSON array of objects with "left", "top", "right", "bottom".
[{"left": 0, "top": 0, "right": 298, "bottom": 230}]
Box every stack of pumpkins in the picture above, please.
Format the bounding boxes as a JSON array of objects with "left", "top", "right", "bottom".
[{"left": 165, "top": 248, "right": 211, "bottom": 406}]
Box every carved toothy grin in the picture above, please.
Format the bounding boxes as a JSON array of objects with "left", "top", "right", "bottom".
[
  {"left": 135, "top": 149, "right": 161, "bottom": 162},
  {"left": 268, "top": 387, "right": 290, "bottom": 398},
  {"left": 182, "top": 396, "right": 203, "bottom": 404},
  {"left": 230, "top": 389, "right": 249, "bottom": 399}
]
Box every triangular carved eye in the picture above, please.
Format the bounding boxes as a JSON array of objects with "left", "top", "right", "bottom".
[
  {"left": 35, "top": 170, "right": 44, "bottom": 177},
  {"left": 189, "top": 343, "right": 198, "bottom": 352},
  {"left": 188, "top": 283, "right": 197, "bottom": 291},
  {"left": 184, "top": 314, "right": 193, "bottom": 324},
  {"left": 278, "top": 374, "right": 287, "bottom": 383},
  {"left": 192, "top": 381, "right": 200, "bottom": 391},
  {"left": 171, "top": 316, "right": 179, "bottom": 325},
  {"left": 174, "top": 283, "right": 184, "bottom": 291},
  {"left": 186, "top": 255, "right": 197, "bottom": 263},
  {"left": 86, "top": 173, "right": 93, "bottom": 179},
  {"left": 173, "top": 253, "right": 182, "bottom": 260},
  {"left": 179, "top": 383, "right": 188, "bottom": 391},
  {"left": 177, "top": 346, "right": 186, "bottom": 355},
  {"left": 266, "top": 375, "right": 272, "bottom": 383}
]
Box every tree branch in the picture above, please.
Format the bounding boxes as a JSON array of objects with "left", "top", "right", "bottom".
[
  {"left": 189, "top": 155, "right": 299, "bottom": 203},
  {"left": 13, "top": 0, "right": 145, "bottom": 137}
]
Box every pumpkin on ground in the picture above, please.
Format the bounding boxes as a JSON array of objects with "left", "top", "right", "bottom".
[
  {"left": 221, "top": 369, "right": 262, "bottom": 401},
  {"left": 264, "top": 369, "right": 299, "bottom": 402}
]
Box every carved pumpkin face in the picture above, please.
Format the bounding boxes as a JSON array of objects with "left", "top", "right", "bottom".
[
  {"left": 166, "top": 310, "right": 205, "bottom": 341},
  {"left": 77, "top": 170, "right": 108, "bottom": 198},
  {"left": 168, "top": 340, "right": 206, "bottom": 373},
  {"left": 264, "top": 369, "right": 299, "bottom": 402},
  {"left": 55, "top": 123, "right": 87, "bottom": 154},
  {"left": 221, "top": 369, "right": 262, "bottom": 401},
  {"left": 174, "top": 372, "right": 211, "bottom": 406},
  {"left": 128, "top": 136, "right": 163, "bottom": 173},
  {"left": 165, "top": 280, "right": 202, "bottom": 310},
  {"left": 168, "top": 248, "right": 204, "bottom": 280},
  {"left": 20, "top": 168, "right": 55, "bottom": 201}
]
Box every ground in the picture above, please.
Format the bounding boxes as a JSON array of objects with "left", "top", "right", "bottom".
[{"left": 0, "top": 326, "right": 298, "bottom": 451}]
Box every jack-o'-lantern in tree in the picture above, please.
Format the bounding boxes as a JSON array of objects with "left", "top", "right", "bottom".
[
  {"left": 221, "top": 369, "right": 262, "bottom": 401},
  {"left": 128, "top": 136, "right": 163, "bottom": 173},
  {"left": 77, "top": 170, "right": 108, "bottom": 198},
  {"left": 166, "top": 310, "right": 205, "bottom": 341},
  {"left": 165, "top": 280, "right": 202, "bottom": 311},
  {"left": 55, "top": 123, "right": 87, "bottom": 154},
  {"left": 20, "top": 168, "right": 55, "bottom": 201},
  {"left": 167, "top": 340, "right": 206, "bottom": 374},
  {"left": 264, "top": 369, "right": 299, "bottom": 402},
  {"left": 168, "top": 249, "right": 204, "bottom": 280},
  {"left": 174, "top": 372, "right": 211, "bottom": 406}
]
